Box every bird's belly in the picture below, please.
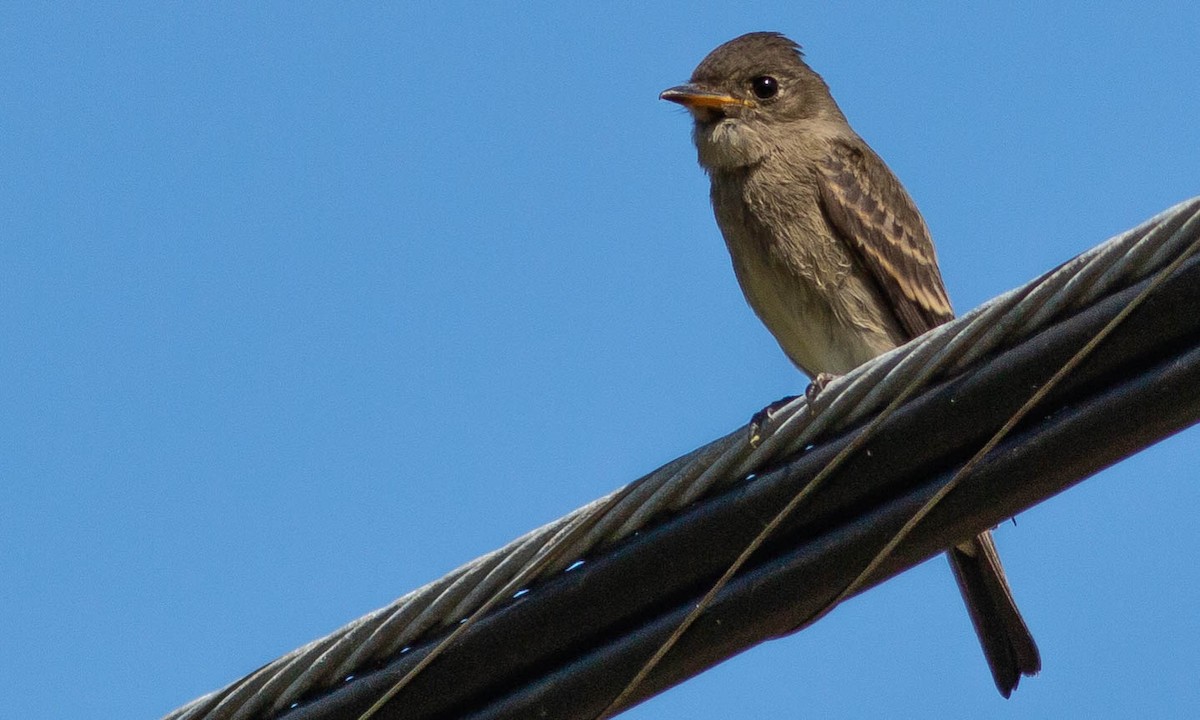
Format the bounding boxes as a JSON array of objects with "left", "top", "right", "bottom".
[{"left": 731, "top": 246, "right": 902, "bottom": 378}]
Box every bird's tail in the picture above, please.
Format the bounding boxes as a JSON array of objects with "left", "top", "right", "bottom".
[{"left": 947, "top": 531, "right": 1041, "bottom": 697}]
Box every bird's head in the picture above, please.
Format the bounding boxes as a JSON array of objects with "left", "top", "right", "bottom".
[{"left": 660, "top": 32, "right": 844, "bottom": 172}]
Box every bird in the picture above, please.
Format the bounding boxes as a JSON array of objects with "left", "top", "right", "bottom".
[{"left": 660, "top": 31, "right": 1040, "bottom": 696}]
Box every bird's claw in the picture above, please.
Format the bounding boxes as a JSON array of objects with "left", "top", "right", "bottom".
[
  {"left": 749, "top": 395, "right": 800, "bottom": 447},
  {"left": 805, "top": 372, "right": 837, "bottom": 403}
]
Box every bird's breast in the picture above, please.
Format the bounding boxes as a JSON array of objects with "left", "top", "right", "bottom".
[{"left": 709, "top": 165, "right": 905, "bottom": 377}]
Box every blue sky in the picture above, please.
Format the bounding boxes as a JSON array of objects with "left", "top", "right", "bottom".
[{"left": 3, "top": 3, "right": 1199, "bottom": 718}]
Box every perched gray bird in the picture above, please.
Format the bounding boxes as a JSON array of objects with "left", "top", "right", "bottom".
[{"left": 661, "top": 31, "right": 1040, "bottom": 696}]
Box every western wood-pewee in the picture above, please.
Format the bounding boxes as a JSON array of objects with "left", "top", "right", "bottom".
[{"left": 660, "top": 32, "right": 1040, "bottom": 696}]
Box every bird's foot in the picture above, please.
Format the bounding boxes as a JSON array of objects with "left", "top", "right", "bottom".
[
  {"left": 805, "top": 372, "right": 838, "bottom": 402},
  {"left": 749, "top": 395, "right": 800, "bottom": 447}
]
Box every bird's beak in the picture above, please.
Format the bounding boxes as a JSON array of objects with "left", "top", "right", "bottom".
[{"left": 659, "top": 84, "right": 755, "bottom": 109}]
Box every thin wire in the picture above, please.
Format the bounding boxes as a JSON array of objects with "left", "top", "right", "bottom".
[{"left": 594, "top": 343, "right": 957, "bottom": 719}]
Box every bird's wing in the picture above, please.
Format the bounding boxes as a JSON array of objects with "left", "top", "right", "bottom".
[{"left": 816, "top": 138, "right": 954, "bottom": 339}]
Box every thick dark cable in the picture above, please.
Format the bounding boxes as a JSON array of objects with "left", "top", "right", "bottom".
[{"left": 275, "top": 243, "right": 1200, "bottom": 720}]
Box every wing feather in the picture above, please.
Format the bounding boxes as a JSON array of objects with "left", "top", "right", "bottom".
[{"left": 816, "top": 139, "right": 954, "bottom": 339}]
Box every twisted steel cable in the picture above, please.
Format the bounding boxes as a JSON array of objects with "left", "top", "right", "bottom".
[{"left": 164, "top": 197, "right": 1200, "bottom": 720}]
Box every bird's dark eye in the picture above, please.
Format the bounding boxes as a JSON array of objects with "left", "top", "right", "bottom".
[{"left": 751, "top": 75, "right": 778, "bottom": 99}]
